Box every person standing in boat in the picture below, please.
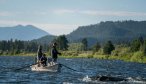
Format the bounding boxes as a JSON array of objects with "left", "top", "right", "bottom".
[
  {"left": 51, "top": 42, "right": 61, "bottom": 63},
  {"left": 37, "top": 45, "right": 43, "bottom": 65}
]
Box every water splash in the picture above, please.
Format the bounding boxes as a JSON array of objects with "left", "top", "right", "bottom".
[{"left": 82, "top": 75, "right": 92, "bottom": 82}]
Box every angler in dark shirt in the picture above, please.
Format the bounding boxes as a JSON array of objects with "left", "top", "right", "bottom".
[{"left": 51, "top": 43, "right": 61, "bottom": 62}]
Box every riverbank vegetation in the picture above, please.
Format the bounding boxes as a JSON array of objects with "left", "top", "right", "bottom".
[
  {"left": 61, "top": 36, "right": 146, "bottom": 63},
  {"left": 0, "top": 35, "right": 146, "bottom": 63}
]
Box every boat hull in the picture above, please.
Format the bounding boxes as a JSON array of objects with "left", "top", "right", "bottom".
[{"left": 31, "top": 63, "right": 61, "bottom": 72}]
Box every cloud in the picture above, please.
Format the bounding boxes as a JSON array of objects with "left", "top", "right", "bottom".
[
  {"left": 0, "top": 20, "right": 78, "bottom": 35},
  {"left": 80, "top": 10, "right": 146, "bottom": 17},
  {"left": 0, "top": 11, "right": 12, "bottom": 16},
  {"left": 53, "top": 9, "right": 146, "bottom": 17},
  {"left": 2, "top": 9, "right": 146, "bottom": 17},
  {"left": 53, "top": 9, "right": 77, "bottom": 15},
  {"left": 37, "top": 23, "right": 78, "bottom": 35}
]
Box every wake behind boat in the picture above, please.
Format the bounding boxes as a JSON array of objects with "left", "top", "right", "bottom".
[{"left": 31, "top": 63, "right": 62, "bottom": 72}]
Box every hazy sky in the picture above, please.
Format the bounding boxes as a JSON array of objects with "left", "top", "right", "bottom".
[{"left": 0, "top": 0, "right": 146, "bottom": 35}]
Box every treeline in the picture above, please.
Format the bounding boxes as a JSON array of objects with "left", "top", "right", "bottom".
[
  {"left": 0, "top": 35, "right": 68, "bottom": 55},
  {"left": 0, "top": 35, "right": 145, "bottom": 56},
  {"left": 0, "top": 39, "right": 39, "bottom": 55},
  {"left": 55, "top": 35, "right": 146, "bottom": 63},
  {"left": 0, "top": 34, "right": 146, "bottom": 63},
  {"left": 72, "top": 36, "right": 146, "bottom": 55}
]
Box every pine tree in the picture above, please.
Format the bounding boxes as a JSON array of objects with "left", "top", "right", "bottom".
[
  {"left": 143, "top": 40, "right": 146, "bottom": 55},
  {"left": 130, "top": 37, "right": 144, "bottom": 52},
  {"left": 93, "top": 42, "right": 101, "bottom": 52},
  {"left": 103, "top": 41, "right": 115, "bottom": 54},
  {"left": 56, "top": 35, "right": 68, "bottom": 50}
]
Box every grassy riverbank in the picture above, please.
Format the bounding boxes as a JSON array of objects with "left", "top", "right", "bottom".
[
  {"left": 1, "top": 50, "right": 146, "bottom": 63},
  {"left": 60, "top": 50, "right": 146, "bottom": 63},
  {"left": 0, "top": 53, "right": 36, "bottom": 56}
]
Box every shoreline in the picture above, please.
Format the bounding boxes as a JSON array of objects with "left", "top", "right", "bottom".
[{"left": 1, "top": 52, "right": 146, "bottom": 64}]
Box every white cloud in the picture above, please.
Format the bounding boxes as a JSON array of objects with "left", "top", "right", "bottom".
[
  {"left": 53, "top": 9, "right": 77, "bottom": 15},
  {"left": 0, "top": 11, "right": 12, "bottom": 16},
  {"left": 37, "top": 24, "right": 78, "bottom": 35},
  {"left": 0, "top": 20, "right": 78, "bottom": 35},
  {"left": 2, "top": 9, "right": 146, "bottom": 17},
  {"left": 53, "top": 9, "right": 146, "bottom": 17},
  {"left": 80, "top": 10, "right": 146, "bottom": 16}
]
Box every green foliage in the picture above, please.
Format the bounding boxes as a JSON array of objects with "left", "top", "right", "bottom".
[
  {"left": 56, "top": 35, "right": 68, "bottom": 50},
  {"left": 68, "top": 43, "right": 83, "bottom": 51},
  {"left": 111, "top": 45, "right": 130, "bottom": 56},
  {"left": 103, "top": 41, "right": 115, "bottom": 55},
  {"left": 93, "top": 54, "right": 109, "bottom": 59},
  {"left": 78, "top": 51, "right": 93, "bottom": 58},
  {"left": 92, "top": 42, "right": 101, "bottom": 52},
  {"left": 130, "top": 51, "right": 144, "bottom": 63},
  {"left": 61, "top": 51, "right": 79, "bottom": 57},
  {"left": 140, "top": 40, "right": 146, "bottom": 55},
  {"left": 130, "top": 37, "right": 144, "bottom": 52},
  {"left": 0, "top": 39, "right": 39, "bottom": 55}
]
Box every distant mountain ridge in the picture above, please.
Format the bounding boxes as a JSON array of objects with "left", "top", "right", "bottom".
[
  {"left": 67, "top": 20, "right": 146, "bottom": 43},
  {"left": 32, "top": 35, "right": 56, "bottom": 44},
  {"left": 32, "top": 20, "right": 146, "bottom": 45},
  {"left": 0, "top": 25, "right": 49, "bottom": 40}
]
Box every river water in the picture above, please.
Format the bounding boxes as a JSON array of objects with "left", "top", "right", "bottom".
[{"left": 0, "top": 56, "right": 146, "bottom": 84}]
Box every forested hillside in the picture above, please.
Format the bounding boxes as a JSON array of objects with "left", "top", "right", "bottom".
[
  {"left": 32, "top": 35, "right": 56, "bottom": 44},
  {"left": 33, "top": 20, "right": 146, "bottom": 46},
  {"left": 67, "top": 20, "right": 146, "bottom": 44}
]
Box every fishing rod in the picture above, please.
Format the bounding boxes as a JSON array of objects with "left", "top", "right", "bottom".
[
  {"left": 0, "top": 63, "right": 36, "bottom": 72},
  {"left": 60, "top": 63, "right": 78, "bottom": 72}
]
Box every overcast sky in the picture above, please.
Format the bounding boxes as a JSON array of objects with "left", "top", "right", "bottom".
[{"left": 0, "top": 0, "right": 146, "bottom": 35}]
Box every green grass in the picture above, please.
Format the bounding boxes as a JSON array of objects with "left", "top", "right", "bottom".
[
  {"left": 60, "top": 50, "right": 146, "bottom": 63},
  {"left": 1, "top": 49, "right": 146, "bottom": 63}
]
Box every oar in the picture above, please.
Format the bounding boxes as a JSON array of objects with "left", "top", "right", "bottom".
[
  {"left": 60, "top": 63, "right": 78, "bottom": 72},
  {"left": 14, "top": 63, "right": 38, "bottom": 71},
  {"left": 14, "top": 60, "right": 48, "bottom": 71}
]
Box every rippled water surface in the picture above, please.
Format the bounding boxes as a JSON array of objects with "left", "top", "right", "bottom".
[{"left": 0, "top": 56, "right": 146, "bottom": 84}]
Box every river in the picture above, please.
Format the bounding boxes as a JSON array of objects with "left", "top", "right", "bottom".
[{"left": 0, "top": 56, "right": 146, "bottom": 84}]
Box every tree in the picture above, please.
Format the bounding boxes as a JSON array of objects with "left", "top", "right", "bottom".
[
  {"left": 139, "top": 36, "right": 144, "bottom": 45},
  {"left": 68, "top": 43, "right": 83, "bottom": 51},
  {"left": 93, "top": 42, "right": 101, "bottom": 52},
  {"left": 130, "top": 37, "right": 144, "bottom": 52},
  {"left": 142, "top": 40, "right": 146, "bottom": 55},
  {"left": 103, "top": 41, "right": 115, "bottom": 55},
  {"left": 56, "top": 35, "right": 68, "bottom": 50},
  {"left": 81, "top": 38, "right": 88, "bottom": 51}
]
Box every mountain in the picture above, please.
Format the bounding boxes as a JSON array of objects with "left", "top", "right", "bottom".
[
  {"left": 67, "top": 20, "right": 146, "bottom": 44},
  {"left": 0, "top": 25, "right": 49, "bottom": 40},
  {"left": 32, "top": 35, "right": 56, "bottom": 44},
  {"left": 32, "top": 20, "right": 146, "bottom": 46}
]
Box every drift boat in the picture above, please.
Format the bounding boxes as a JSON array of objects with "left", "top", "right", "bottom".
[{"left": 31, "top": 63, "right": 62, "bottom": 72}]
